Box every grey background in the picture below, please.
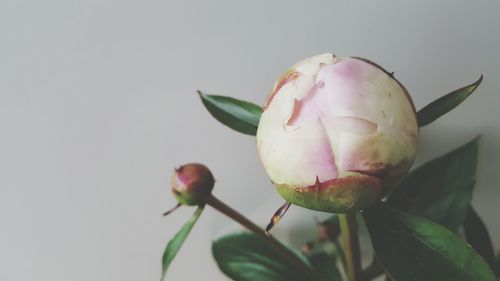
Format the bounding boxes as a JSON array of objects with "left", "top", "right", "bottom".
[{"left": 1, "top": 0, "right": 499, "bottom": 280}]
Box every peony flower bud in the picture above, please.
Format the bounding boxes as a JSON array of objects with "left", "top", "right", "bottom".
[
  {"left": 171, "top": 163, "right": 215, "bottom": 206},
  {"left": 256, "top": 53, "right": 418, "bottom": 213}
]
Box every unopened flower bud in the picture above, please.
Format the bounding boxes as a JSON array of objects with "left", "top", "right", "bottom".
[
  {"left": 171, "top": 163, "right": 215, "bottom": 206},
  {"left": 256, "top": 53, "right": 418, "bottom": 213}
]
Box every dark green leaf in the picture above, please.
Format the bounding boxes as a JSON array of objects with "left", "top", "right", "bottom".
[
  {"left": 417, "top": 75, "right": 482, "bottom": 127},
  {"left": 495, "top": 253, "right": 500, "bottom": 276},
  {"left": 160, "top": 205, "right": 204, "bottom": 281},
  {"left": 388, "top": 136, "right": 479, "bottom": 231},
  {"left": 212, "top": 232, "right": 319, "bottom": 281},
  {"left": 198, "top": 91, "right": 262, "bottom": 135},
  {"left": 307, "top": 251, "right": 342, "bottom": 281},
  {"left": 363, "top": 203, "right": 496, "bottom": 281},
  {"left": 464, "top": 206, "right": 496, "bottom": 270}
]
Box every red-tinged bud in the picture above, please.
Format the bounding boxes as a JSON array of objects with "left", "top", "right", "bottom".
[{"left": 171, "top": 163, "right": 215, "bottom": 206}]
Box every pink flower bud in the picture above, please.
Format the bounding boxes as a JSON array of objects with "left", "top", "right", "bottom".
[
  {"left": 171, "top": 163, "right": 215, "bottom": 206},
  {"left": 256, "top": 53, "right": 418, "bottom": 213}
]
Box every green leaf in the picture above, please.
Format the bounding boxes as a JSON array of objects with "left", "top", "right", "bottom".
[
  {"left": 495, "top": 253, "right": 500, "bottom": 276},
  {"left": 212, "top": 232, "right": 320, "bottom": 281},
  {"left": 387, "top": 136, "right": 479, "bottom": 231},
  {"left": 160, "top": 205, "right": 204, "bottom": 281},
  {"left": 417, "top": 75, "right": 482, "bottom": 127},
  {"left": 363, "top": 203, "right": 496, "bottom": 281},
  {"left": 198, "top": 91, "right": 262, "bottom": 135},
  {"left": 307, "top": 251, "right": 342, "bottom": 281},
  {"left": 464, "top": 206, "right": 496, "bottom": 269}
]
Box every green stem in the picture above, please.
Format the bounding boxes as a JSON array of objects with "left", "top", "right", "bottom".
[
  {"left": 339, "top": 213, "right": 362, "bottom": 281},
  {"left": 206, "top": 195, "right": 322, "bottom": 281}
]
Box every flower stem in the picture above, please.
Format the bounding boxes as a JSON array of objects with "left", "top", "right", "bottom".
[
  {"left": 339, "top": 213, "right": 362, "bottom": 281},
  {"left": 206, "top": 195, "right": 322, "bottom": 281}
]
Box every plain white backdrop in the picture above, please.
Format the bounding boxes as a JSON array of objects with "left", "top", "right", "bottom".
[{"left": 1, "top": 1, "right": 499, "bottom": 280}]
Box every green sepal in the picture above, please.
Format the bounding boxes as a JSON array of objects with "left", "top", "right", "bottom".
[
  {"left": 417, "top": 75, "right": 482, "bottom": 127},
  {"left": 198, "top": 91, "right": 262, "bottom": 135},
  {"left": 160, "top": 205, "right": 205, "bottom": 281}
]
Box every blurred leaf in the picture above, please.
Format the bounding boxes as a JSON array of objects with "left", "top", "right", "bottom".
[
  {"left": 160, "top": 205, "right": 204, "bottom": 281},
  {"left": 307, "top": 251, "right": 342, "bottom": 281},
  {"left": 363, "top": 203, "right": 496, "bottom": 281},
  {"left": 388, "top": 136, "right": 479, "bottom": 231},
  {"left": 464, "top": 206, "right": 496, "bottom": 270},
  {"left": 198, "top": 91, "right": 262, "bottom": 135},
  {"left": 417, "top": 75, "right": 483, "bottom": 127},
  {"left": 212, "top": 232, "right": 320, "bottom": 281},
  {"left": 495, "top": 253, "right": 500, "bottom": 276}
]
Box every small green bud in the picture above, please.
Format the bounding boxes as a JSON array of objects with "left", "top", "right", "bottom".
[{"left": 171, "top": 163, "right": 215, "bottom": 206}]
